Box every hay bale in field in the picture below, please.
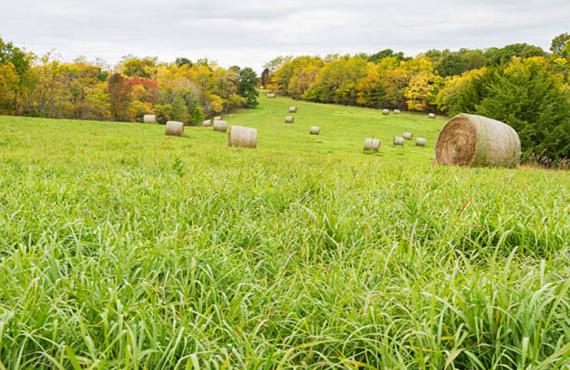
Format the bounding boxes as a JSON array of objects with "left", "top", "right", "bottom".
[
  {"left": 285, "top": 116, "right": 295, "bottom": 124},
  {"left": 416, "top": 137, "right": 427, "bottom": 147},
  {"left": 143, "top": 114, "right": 156, "bottom": 123},
  {"left": 393, "top": 136, "right": 404, "bottom": 146},
  {"left": 310, "top": 126, "right": 320, "bottom": 135},
  {"left": 202, "top": 119, "right": 213, "bottom": 127},
  {"left": 403, "top": 132, "right": 413, "bottom": 140},
  {"left": 214, "top": 116, "right": 222, "bottom": 121},
  {"left": 228, "top": 126, "right": 257, "bottom": 148},
  {"left": 394, "top": 109, "right": 401, "bottom": 114},
  {"left": 267, "top": 93, "right": 276, "bottom": 98},
  {"left": 213, "top": 120, "right": 228, "bottom": 132},
  {"left": 165, "top": 121, "right": 184, "bottom": 136},
  {"left": 428, "top": 113, "right": 436, "bottom": 119},
  {"left": 289, "top": 106, "right": 297, "bottom": 113},
  {"left": 382, "top": 109, "right": 390, "bottom": 115},
  {"left": 435, "top": 114, "right": 521, "bottom": 168},
  {"left": 363, "top": 138, "right": 380, "bottom": 152}
]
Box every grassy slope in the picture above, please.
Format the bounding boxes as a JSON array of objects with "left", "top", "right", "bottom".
[{"left": 0, "top": 95, "right": 569, "bottom": 369}]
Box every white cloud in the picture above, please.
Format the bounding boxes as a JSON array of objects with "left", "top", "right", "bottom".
[{"left": 1, "top": 0, "right": 569, "bottom": 71}]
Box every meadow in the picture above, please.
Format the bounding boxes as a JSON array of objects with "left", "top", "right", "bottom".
[{"left": 0, "top": 95, "right": 569, "bottom": 369}]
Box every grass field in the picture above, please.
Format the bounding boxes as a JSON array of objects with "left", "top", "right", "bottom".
[{"left": 0, "top": 95, "right": 569, "bottom": 369}]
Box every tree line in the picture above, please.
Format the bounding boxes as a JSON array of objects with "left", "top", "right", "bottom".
[
  {"left": 0, "top": 38, "right": 260, "bottom": 125},
  {"left": 263, "top": 35, "right": 570, "bottom": 162}
]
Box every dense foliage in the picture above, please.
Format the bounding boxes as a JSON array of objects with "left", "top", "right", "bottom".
[
  {"left": 0, "top": 38, "right": 259, "bottom": 124},
  {"left": 266, "top": 36, "right": 570, "bottom": 162}
]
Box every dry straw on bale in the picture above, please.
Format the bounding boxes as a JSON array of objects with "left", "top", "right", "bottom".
[
  {"left": 165, "top": 121, "right": 184, "bottom": 136},
  {"left": 213, "top": 120, "right": 228, "bottom": 132},
  {"left": 310, "top": 126, "right": 320, "bottom": 135},
  {"left": 289, "top": 107, "right": 297, "bottom": 113},
  {"left": 285, "top": 116, "right": 295, "bottom": 124},
  {"left": 202, "top": 120, "right": 212, "bottom": 127},
  {"left": 428, "top": 113, "right": 436, "bottom": 119},
  {"left": 228, "top": 126, "right": 257, "bottom": 148},
  {"left": 363, "top": 138, "right": 380, "bottom": 152},
  {"left": 383, "top": 109, "right": 390, "bottom": 115},
  {"left": 143, "top": 114, "right": 156, "bottom": 123},
  {"left": 394, "top": 109, "right": 401, "bottom": 114},
  {"left": 416, "top": 137, "right": 427, "bottom": 147},
  {"left": 393, "top": 136, "right": 404, "bottom": 146},
  {"left": 435, "top": 114, "right": 521, "bottom": 168},
  {"left": 403, "top": 132, "right": 413, "bottom": 140}
]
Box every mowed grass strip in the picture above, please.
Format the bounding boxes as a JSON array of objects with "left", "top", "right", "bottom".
[{"left": 0, "top": 96, "right": 568, "bottom": 369}]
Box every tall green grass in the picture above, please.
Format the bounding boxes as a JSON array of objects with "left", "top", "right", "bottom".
[{"left": 0, "top": 96, "right": 568, "bottom": 369}]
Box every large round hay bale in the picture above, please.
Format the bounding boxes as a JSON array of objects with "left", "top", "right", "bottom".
[
  {"left": 285, "top": 116, "right": 295, "bottom": 124},
  {"left": 363, "top": 138, "right": 380, "bottom": 152},
  {"left": 213, "top": 120, "right": 228, "bottom": 132},
  {"left": 393, "top": 136, "right": 404, "bottom": 146},
  {"left": 228, "top": 126, "right": 257, "bottom": 148},
  {"left": 382, "top": 109, "right": 390, "bottom": 115},
  {"left": 310, "top": 126, "right": 320, "bottom": 135},
  {"left": 214, "top": 115, "right": 223, "bottom": 121},
  {"left": 289, "top": 106, "right": 297, "bottom": 113},
  {"left": 202, "top": 119, "right": 213, "bottom": 127},
  {"left": 143, "top": 114, "right": 156, "bottom": 123},
  {"left": 267, "top": 93, "right": 276, "bottom": 98},
  {"left": 428, "top": 113, "right": 436, "bottom": 119},
  {"left": 416, "top": 137, "right": 426, "bottom": 147},
  {"left": 403, "top": 132, "right": 413, "bottom": 140},
  {"left": 165, "top": 121, "right": 184, "bottom": 136},
  {"left": 435, "top": 114, "right": 521, "bottom": 167},
  {"left": 394, "top": 109, "right": 401, "bottom": 114}
]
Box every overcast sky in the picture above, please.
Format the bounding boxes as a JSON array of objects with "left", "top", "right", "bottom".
[{"left": 2, "top": 0, "right": 569, "bottom": 71}]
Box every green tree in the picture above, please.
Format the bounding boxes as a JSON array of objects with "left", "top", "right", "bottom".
[
  {"left": 550, "top": 33, "right": 570, "bottom": 55},
  {"left": 238, "top": 67, "right": 260, "bottom": 108}
]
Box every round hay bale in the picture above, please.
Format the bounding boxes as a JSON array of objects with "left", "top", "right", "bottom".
[
  {"left": 289, "top": 106, "right": 297, "bottom": 113},
  {"left": 143, "top": 114, "right": 156, "bottom": 123},
  {"left": 393, "top": 136, "right": 404, "bottom": 146},
  {"left": 214, "top": 116, "right": 223, "bottom": 121},
  {"left": 202, "top": 119, "right": 213, "bottom": 127},
  {"left": 285, "top": 116, "right": 295, "bottom": 124},
  {"left": 382, "top": 109, "right": 390, "bottom": 115},
  {"left": 266, "top": 93, "right": 276, "bottom": 98},
  {"left": 363, "top": 138, "right": 380, "bottom": 152},
  {"left": 310, "top": 126, "right": 320, "bottom": 135},
  {"left": 416, "top": 137, "right": 427, "bottom": 147},
  {"left": 435, "top": 114, "right": 521, "bottom": 168},
  {"left": 165, "top": 121, "right": 184, "bottom": 136},
  {"left": 394, "top": 109, "right": 401, "bottom": 114},
  {"left": 213, "top": 120, "right": 228, "bottom": 132},
  {"left": 403, "top": 132, "right": 413, "bottom": 140},
  {"left": 428, "top": 113, "right": 436, "bottom": 119},
  {"left": 228, "top": 126, "right": 257, "bottom": 148}
]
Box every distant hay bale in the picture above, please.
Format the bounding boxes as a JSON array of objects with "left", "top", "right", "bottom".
[
  {"left": 394, "top": 109, "right": 401, "bottom": 114},
  {"left": 143, "top": 114, "right": 156, "bottom": 123},
  {"left": 393, "top": 136, "right": 404, "bottom": 146},
  {"left": 202, "top": 119, "right": 213, "bottom": 127},
  {"left": 428, "top": 113, "right": 436, "bottom": 119},
  {"left": 310, "top": 126, "right": 320, "bottom": 135},
  {"left": 213, "top": 120, "right": 228, "bottom": 132},
  {"left": 403, "top": 132, "right": 413, "bottom": 140},
  {"left": 214, "top": 116, "right": 223, "bottom": 121},
  {"left": 435, "top": 114, "right": 521, "bottom": 168},
  {"left": 416, "top": 137, "right": 427, "bottom": 147},
  {"left": 363, "top": 138, "right": 380, "bottom": 152},
  {"left": 228, "top": 126, "right": 257, "bottom": 148},
  {"left": 289, "top": 106, "right": 297, "bottom": 113},
  {"left": 285, "top": 116, "right": 295, "bottom": 124},
  {"left": 267, "top": 93, "right": 276, "bottom": 98},
  {"left": 165, "top": 121, "right": 184, "bottom": 136},
  {"left": 382, "top": 109, "right": 390, "bottom": 115}
]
